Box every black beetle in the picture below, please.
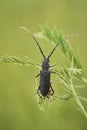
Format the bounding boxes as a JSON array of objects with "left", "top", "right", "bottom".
[{"left": 22, "top": 27, "right": 70, "bottom": 99}]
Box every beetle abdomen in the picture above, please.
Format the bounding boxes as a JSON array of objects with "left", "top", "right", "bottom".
[{"left": 39, "top": 70, "right": 51, "bottom": 97}]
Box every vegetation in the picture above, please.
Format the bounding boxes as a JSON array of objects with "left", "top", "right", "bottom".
[{"left": 0, "top": 25, "right": 87, "bottom": 118}]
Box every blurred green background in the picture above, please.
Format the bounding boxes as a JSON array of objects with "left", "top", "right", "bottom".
[{"left": 0, "top": 0, "right": 87, "bottom": 130}]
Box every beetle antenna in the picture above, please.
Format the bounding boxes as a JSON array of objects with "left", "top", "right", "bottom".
[
  {"left": 20, "top": 27, "right": 46, "bottom": 59},
  {"left": 47, "top": 34, "right": 78, "bottom": 59}
]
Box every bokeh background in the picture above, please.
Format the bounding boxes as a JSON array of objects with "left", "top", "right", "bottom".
[{"left": 0, "top": 0, "right": 87, "bottom": 130}]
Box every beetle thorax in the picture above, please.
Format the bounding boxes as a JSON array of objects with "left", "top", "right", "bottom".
[{"left": 42, "top": 58, "right": 49, "bottom": 70}]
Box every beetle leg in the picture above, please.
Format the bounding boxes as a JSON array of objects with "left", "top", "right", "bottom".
[
  {"left": 51, "top": 85, "right": 54, "bottom": 95},
  {"left": 37, "top": 87, "right": 43, "bottom": 99},
  {"left": 35, "top": 73, "right": 40, "bottom": 78},
  {"left": 49, "top": 85, "right": 54, "bottom": 95},
  {"left": 51, "top": 71, "right": 57, "bottom": 74}
]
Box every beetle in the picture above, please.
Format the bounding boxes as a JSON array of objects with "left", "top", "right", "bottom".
[{"left": 22, "top": 27, "right": 70, "bottom": 99}]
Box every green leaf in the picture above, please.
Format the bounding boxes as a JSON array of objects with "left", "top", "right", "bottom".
[
  {"left": 0, "top": 55, "right": 37, "bottom": 67},
  {"left": 39, "top": 25, "right": 81, "bottom": 69}
]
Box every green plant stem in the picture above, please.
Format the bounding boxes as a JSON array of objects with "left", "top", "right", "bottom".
[{"left": 70, "top": 80, "right": 87, "bottom": 118}]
